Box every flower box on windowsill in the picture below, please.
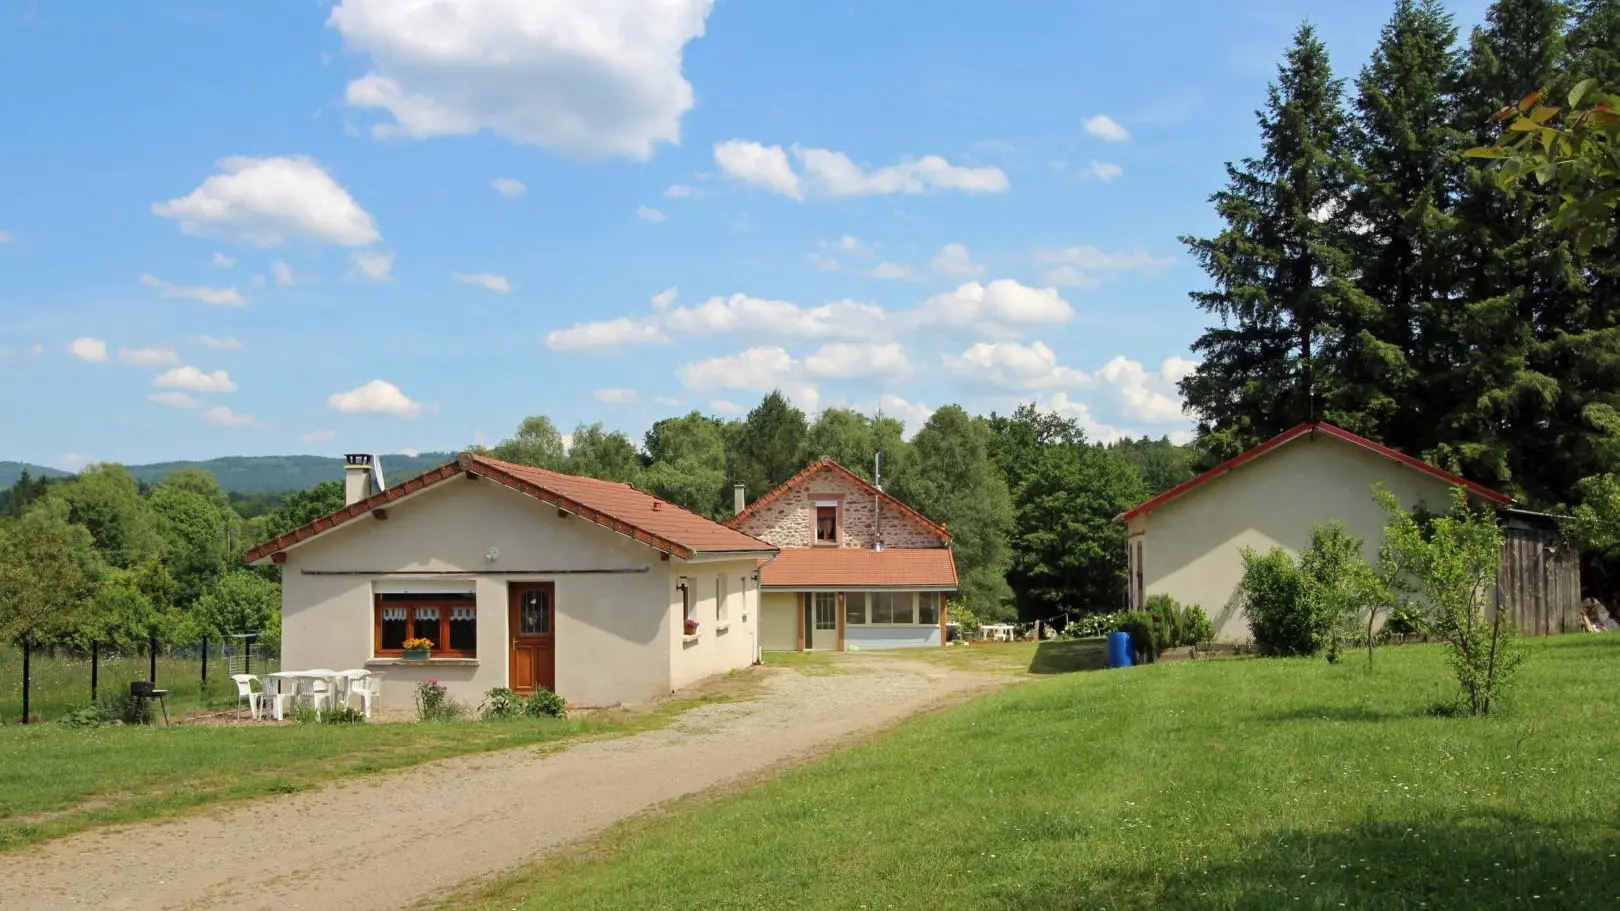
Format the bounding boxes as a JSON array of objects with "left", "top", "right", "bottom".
[
  {"left": 403, "top": 649, "right": 431, "bottom": 661},
  {"left": 366, "top": 657, "right": 479, "bottom": 667}
]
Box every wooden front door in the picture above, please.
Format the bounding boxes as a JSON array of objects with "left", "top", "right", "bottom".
[{"left": 509, "top": 583, "right": 556, "bottom": 693}]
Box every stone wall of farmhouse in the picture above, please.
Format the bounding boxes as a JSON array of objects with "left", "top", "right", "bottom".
[{"left": 737, "top": 467, "right": 946, "bottom": 549}]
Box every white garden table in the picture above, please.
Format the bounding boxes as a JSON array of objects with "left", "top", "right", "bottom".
[{"left": 266, "top": 670, "right": 343, "bottom": 719}]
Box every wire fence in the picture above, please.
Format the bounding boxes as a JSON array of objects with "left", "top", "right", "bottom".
[{"left": 0, "top": 641, "right": 282, "bottom": 724}]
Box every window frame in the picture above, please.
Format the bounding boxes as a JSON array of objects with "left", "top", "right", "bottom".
[
  {"left": 374, "top": 592, "right": 478, "bottom": 658},
  {"left": 869, "top": 591, "right": 916, "bottom": 624},
  {"left": 716, "top": 575, "right": 728, "bottom": 624},
  {"left": 844, "top": 591, "right": 867, "bottom": 625},
  {"left": 810, "top": 495, "right": 842, "bottom": 546},
  {"left": 679, "top": 576, "right": 695, "bottom": 624}
]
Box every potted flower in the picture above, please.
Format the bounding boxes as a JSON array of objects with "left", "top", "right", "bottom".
[
  {"left": 683, "top": 617, "right": 699, "bottom": 636},
  {"left": 402, "top": 637, "right": 434, "bottom": 661}
]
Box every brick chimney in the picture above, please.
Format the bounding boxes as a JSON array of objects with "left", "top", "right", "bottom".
[{"left": 344, "top": 454, "right": 375, "bottom": 505}]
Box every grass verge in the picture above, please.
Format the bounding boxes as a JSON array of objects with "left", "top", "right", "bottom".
[
  {"left": 0, "top": 648, "right": 280, "bottom": 723},
  {"left": 449, "top": 635, "right": 1620, "bottom": 910},
  {"left": 764, "top": 639, "right": 1106, "bottom": 676},
  {"left": 0, "top": 669, "right": 765, "bottom": 853}
]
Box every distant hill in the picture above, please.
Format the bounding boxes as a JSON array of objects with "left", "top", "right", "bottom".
[
  {"left": 1, "top": 453, "right": 459, "bottom": 493},
  {"left": 0, "top": 461, "right": 73, "bottom": 488}
]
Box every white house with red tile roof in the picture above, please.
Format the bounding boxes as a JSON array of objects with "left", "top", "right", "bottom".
[
  {"left": 729, "top": 459, "right": 958, "bottom": 651},
  {"left": 1116, "top": 422, "right": 1514, "bottom": 641},
  {"left": 244, "top": 453, "right": 777, "bottom": 708}
]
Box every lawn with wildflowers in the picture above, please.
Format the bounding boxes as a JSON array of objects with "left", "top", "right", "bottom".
[{"left": 456, "top": 635, "right": 1620, "bottom": 910}]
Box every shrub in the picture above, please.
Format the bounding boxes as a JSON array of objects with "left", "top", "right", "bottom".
[
  {"left": 1065, "top": 610, "right": 1124, "bottom": 639},
  {"left": 1376, "top": 486, "right": 1522, "bottom": 715},
  {"left": 99, "top": 690, "right": 141, "bottom": 725},
  {"left": 1386, "top": 604, "right": 1427, "bottom": 637},
  {"left": 1117, "top": 612, "right": 1162, "bottom": 663},
  {"left": 1238, "top": 546, "right": 1311, "bottom": 655},
  {"left": 1179, "top": 603, "right": 1215, "bottom": 645},
  {"left": 320, "top": 705, "right": 365, "bottom": 724},
  {"left": 480, "top": 687, "right": 524, "bottom": 720},
  {"left": 523, "top": 687, "right": 568, "bottom": 719},
  {"left": 290, "top": 702, "right": 320, "bottom": 725},
  {"left": 58, "top": 706, "right": 103, "bottom": 729},
  {"left": 415, "top": 678, "right": 462, "bottom": 722}
]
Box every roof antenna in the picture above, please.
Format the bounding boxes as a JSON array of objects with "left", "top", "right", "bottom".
[{"left": 874, "top": 450, "right": 883, "bottom": 553}]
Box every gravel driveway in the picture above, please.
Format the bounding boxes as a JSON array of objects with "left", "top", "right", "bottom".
[{"left": 3, "top": 657, "right": 1008, "bottom": 911}]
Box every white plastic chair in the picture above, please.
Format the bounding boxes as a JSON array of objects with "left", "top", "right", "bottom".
[
  {"left": 350, "top": 672, "right": 384, "bottom": 718},
  {"left": 264, "top": 676, "right": 298, "bottom": 721},
  {"left": 230, "top": 674, "right": 263, "bottom": 720},
  {"left": 304, "top": 676, "right": 334, "bottom": 718},
  {"left": 336, "top": 670, "right": 370, "bottom": 711}
]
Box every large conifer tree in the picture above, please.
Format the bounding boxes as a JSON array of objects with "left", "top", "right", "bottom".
[
  {"left": 1179, "top": 24, "right": 1374, "bottom": 461},
  {"left": 1345, "top": 0, "right": 1467, "bottom": 456}
]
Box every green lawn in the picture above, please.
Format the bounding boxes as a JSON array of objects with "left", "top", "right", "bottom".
[
  {"left": 0, "top": 679, "right": 757, "bottom": 853},
  {"left": 0, "top": 646, "right": 279, "bottom": 724},
  {"left": 454, "top": 635, "right": 1620, "bottom": 910}
]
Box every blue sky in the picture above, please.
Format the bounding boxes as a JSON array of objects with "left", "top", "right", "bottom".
[{"left": 0, "top": 0, "right": 1492, "bottom": 470}]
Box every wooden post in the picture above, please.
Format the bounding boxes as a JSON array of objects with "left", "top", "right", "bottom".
[
  {"left": 21, "top": 636, "right": 31, "bottom": 725},
  {"left": 836, "top": 592, "right": 846, "bottom": 652},
  {"left": 245, "top": 637, "right": 253, "bottom": 675},
  {"left": 201, "top": 636, "right": 208, "bottom": 686},
  {"left": 91, "top": 641, "right": 99, "bottom": 703},
  {"left": 149, "top": 633, "right": 158, "bottom": 684}
]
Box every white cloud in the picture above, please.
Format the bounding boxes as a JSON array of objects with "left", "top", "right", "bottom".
[
  {"left": 594, "top": 387, "right": 640, "bottom": 405},
  {"left": 653, "top": 395, "right": 681, "bottom": 407},
  {"left": 636, "top": 205, "right": 666, "bottom": 223},
  {"left": 200, "top": 405, "right": 266, "bottom": 429},
  {"left": 714, "top": 140, "right": 803, "bottom": 199},
  {"left": 350, "top": 249, "right": 395, "bottom": 283},
  {"left": 0, "top": 230, "right": 11, "bottom": 244},
  {"left": 148, "top": 392, "right": 203, "bottom": 410},
  {"left": 118, "top": 347, "right": 179, "bottom": 367},
  {"left": 491, "top": 177, "right": 527, "bottom": 198},
  {"left": 139, "top": 273, "right": 247, "bottom": 307},
  {"left": 211, "top": 252, "right": 235, "bottom": 268},
  {"left": 711, "top": 399, "right": 743, "bottom": 415},
  {"left": 300, "top": 429, "right": 337, "bottom": 444},
  {"left": 190, "top": 335, "right": 243, "bottom": 350},
  {"left": 946, "top": 340, "right": 1093, "bottom": 389},
  {"left": 1084, "top": 115, "right": 1130, "bottom": 142},
  {"left": 1087, "top": 160, "right": 1124, "bottom": 182},
  {"left": 154, "top": 366, "right": 237, "bottom": 393},
  {"left": 27, "top": 343, "right": 43, "bottom": 356},
  {"left": 863, "top": 261, "right": 915, "bottom": 281},
  {"left": 1032, "top": 246, "right": 1174, "bottom": 288},
  {"left": 1039, "top": 392, "right": 1127, "bottom": 443},
  {"left": 677, "top": 346, "right": 819, "bottom": 412},
  {"left": 272, "top": 259, "right": 297, "bottom": 286},
  {"left": 401, "top": 447, "right": 420, "bottom": 458},
  {"left": 330, "top": 0, "right": 715, "bottom": 160},
  {"left": 930, "top": 243, "right": 984, "bottom": 280},
  {"left": 152, "top": 155, "right": 380, "bottom": 247},
  {"left": 327, "top": 379, "right": 426, "bottom": 417},
  {"left": 1098, "top": 355, "right": 1193, "bottom": 423},
  {"left": 835, "top": 235, "right": 872, "bottom": 256},
  {"left": 61, "top": 453, "right": 86, "bottom": 468},
  {"left": 664, "top": 184, "right": 698, "bottom": 199},
  {"left": 68, "top": 338, "right": 108, "bottom": 363},
  {"left": 797, "top": 147, "right": 1009, "bottom": 197},
  {"left": 545, "top": 316, "right": 668, "bottom": 353},
  {"left": 806, "top": 252, "right": 841, "bottom": 272},
  {"left": 909, "top": 280, "right": 1074, "bottom": 333},
  {"left": 454, "top": 272, "right": 512, "bottom": 293},
  {"left": 663, "top": 294, "right": 884, "bottom": 341},
  {"left": 805, "top": 342, "right": 910, "bottom": 379},
  {"left": 650, "top": 287, "right": 678, "bottom": 310},
  {"left": 870, "top": 393, "right": 934, "bottom": 436}
]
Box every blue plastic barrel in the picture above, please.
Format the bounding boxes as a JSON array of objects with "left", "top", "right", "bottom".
[{"left": 1106, "top": 631, "right": 1134, "bottom": 669}]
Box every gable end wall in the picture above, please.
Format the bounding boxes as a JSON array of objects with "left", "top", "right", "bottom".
[{"left": 736, "top": 468, "right": 944, "bottom": 549}]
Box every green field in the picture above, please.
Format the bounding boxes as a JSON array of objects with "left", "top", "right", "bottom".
[
  {"left": 454, "top": 635, "right": 1620, "bottom": 910},
  {"left": 0, "top": 647, "right": 282, "bottom": 724}
]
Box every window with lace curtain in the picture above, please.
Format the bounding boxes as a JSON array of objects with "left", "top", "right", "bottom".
[{"left": 375, "top": 592, "right": 477, "bottom": 657}]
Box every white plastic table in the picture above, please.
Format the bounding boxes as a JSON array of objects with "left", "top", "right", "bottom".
[{"left": 266, "top": 670, "right": 343, "bottom": 719}]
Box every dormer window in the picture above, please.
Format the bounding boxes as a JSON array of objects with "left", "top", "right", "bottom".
[{"left": 814, "top": 500, "right": 839, "bottom": 544}]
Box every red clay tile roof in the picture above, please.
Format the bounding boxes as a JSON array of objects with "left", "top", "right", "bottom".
[
  {"left": 1116, "top": 421, "right": 1513, "bottom": 524},
  {"left": 728, "top": 459, "right": 951, "bottom": 543},
  {"left": 242, "top": 453, "right": 776, "bottom": 564},
  {"left": 758, "top": 547, "right": 958, "bottom": 589}
]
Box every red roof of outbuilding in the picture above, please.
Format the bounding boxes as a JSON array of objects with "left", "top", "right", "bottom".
[
  {"left": 758, "top": 547, "right": 958, "bottom": 589},
  {"left": 242, "top": 453, "right": 776, "bottom": 564},
  {"left": 1115, "top": 421, "right": 1513, "bottom": 524}
]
